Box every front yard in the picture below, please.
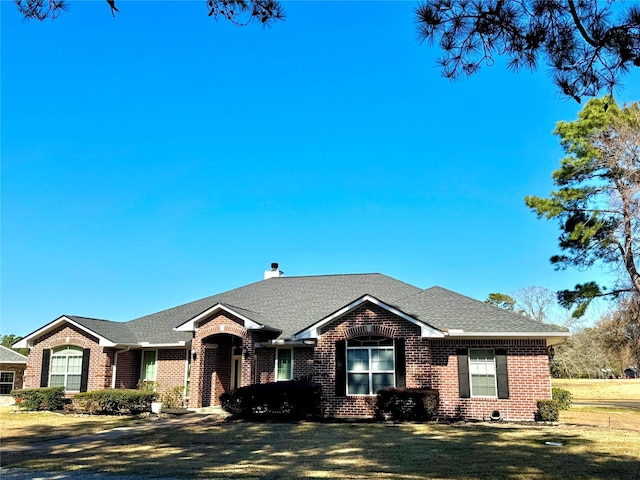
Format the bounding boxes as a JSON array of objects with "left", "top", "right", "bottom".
[{"left": 2, "top": 411, "right": 640, "bottom": 479}]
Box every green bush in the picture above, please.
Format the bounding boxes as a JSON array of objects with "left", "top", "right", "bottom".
[
  {"left": 536, "top": 399, "right": 560, "bottom": 422},
  {"left": 220, "top": 380, "right": 322, "bottom": 420},
  {"left": 552, "top": 387, "right": 573, "bottom": 411},
  {"left": 73, "top": 389, "right": 157, "bottom": 415},
  {"left": 11, "top": 387, "right": 66, "bottom": 411},
  {"left": 375, "top": 388, "right": 439, "bottom": 421}
]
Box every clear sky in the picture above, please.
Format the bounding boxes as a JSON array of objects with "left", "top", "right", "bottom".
[{"left": 2, "top": 1, "right": 639, "bottom": 337}]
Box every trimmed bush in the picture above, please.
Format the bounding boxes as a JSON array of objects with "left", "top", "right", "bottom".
[
  {"left": 73, "top": 389, "right": 157, "bottom": 415},
  {"left": 220, "top": 380, "right": 322, "bottom": 420},
  {"left": 375, "top": 388, "right": 439, "bottom": 421},
  {"left": 552, "top": 387, "right": 573, "bottom": 411},
  {"left": 536, "top": 399, "right": 560, "bottom": 422},
  {"left": 536, "top": 388, "right": 573, "bottom": 422},
  {"left": 11, "top": 387, "right": 66, "bottom": 411}
]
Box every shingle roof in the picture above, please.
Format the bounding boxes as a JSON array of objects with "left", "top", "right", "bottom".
[
  {"left": 27, "top": 273, "right": 567, "bottom": 346},
  {"left": 127, "top": 273, "right": 422, "bottom": 341},
  {"left": 0, "top": 345, "right": 27, "bottom": 363},
  {"left": 396, "top": 286, "right": 567, "bottom": 333}
]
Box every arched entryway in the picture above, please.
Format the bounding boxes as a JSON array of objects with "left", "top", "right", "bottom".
[{"left": 200, "top": 333, "right": 245, "bottom": 407}]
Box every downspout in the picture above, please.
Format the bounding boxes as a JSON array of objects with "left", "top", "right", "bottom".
[{"left": 111, "top": 347, "right": 130, "bottom": 389}]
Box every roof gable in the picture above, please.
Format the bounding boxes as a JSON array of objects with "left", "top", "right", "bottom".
[{"left": 295, "top": 294, "right": 445, "bottom": 339}]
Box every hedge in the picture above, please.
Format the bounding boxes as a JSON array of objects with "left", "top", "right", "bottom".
[
  {"left": 536, "top": 387, "right": 573, "bottom": 422},
  {"left": 11, "top": 387, "right": 66, "bottom": 411},
  {"left": 220, "top": 379, "right": 322, "bottom": 420},
  {"left": 73, "top": 389, "right": 157, "bottom": 415},
  {"left": 375, "top": 388, "right": 439, "bottom": 421}
]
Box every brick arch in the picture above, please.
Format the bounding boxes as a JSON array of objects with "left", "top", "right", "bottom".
[
  {"left": 344, "top": 325, "right": 397, "bottom": 339},
  {"left": 44, "top": 336, "right": 94, "bottom": 349},
  {"left": 198, "top": 322, "right": 247, "bottom": 340}
]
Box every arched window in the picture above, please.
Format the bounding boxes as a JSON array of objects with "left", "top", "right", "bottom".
[
  {"left": 50, "top": 346, "right": 83, "bottom": 391},
  {"left": 346, "top": 336, "right": 394, "bottom": 395}
]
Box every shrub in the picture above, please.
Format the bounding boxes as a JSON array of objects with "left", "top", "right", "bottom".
[
  {"left": 552, "top": 387, "right": 573, "bottom": 411},
  {"left": 160, "top": 386, "right": 185, "bottom": 409},
  {"left": 536, "top": 399, "right": 560, "bottom": 422},
  {"left": 220, "top": 380, "right": 322, "bottom": 420},
  {"left": 536, "top": 388, "right": 572, "bottom": 422},
  {"left": 73, "top": 389, "right": 157, "bottom": 415},
  {"left": 375, "top": 388, "right": 439, "bottom": 421},
  {"left": 11, "top": 387, "right": 66, "bottom": 411}
]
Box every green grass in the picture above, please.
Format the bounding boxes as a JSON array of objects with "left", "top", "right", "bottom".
[{"left": 3, "top": 420, "right": 640, "bottom": 480}]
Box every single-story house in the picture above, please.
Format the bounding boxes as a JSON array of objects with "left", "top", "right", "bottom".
[
  {"left": 14, "top": 265, "right": 569, "bottom": 420},
  {"left": 0, "top": 345, "right": 28, "bottom": 405}
]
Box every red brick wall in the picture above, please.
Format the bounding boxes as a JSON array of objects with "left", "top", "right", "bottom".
[
  {"left": 431, "top": 339, "right": 551, "bottom": 421},
  {"left": 113, "top": 350, "right": 140, "bottom": 389},
  {"left": 157, "top": 349, "right": 189, "bottom": 399},
  {"left": 314, "top": 301, "right": 552, "bottom": 420},
  {"left": 24, "top": 323, "right": 112, "bottom": 392}
]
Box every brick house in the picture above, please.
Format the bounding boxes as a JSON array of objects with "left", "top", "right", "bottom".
[
  {"left": 14, "top": 265, "right": 569, "bottom": 420},
  {"left": 0, "top": 345, "right": 27, "bottom": 406}
]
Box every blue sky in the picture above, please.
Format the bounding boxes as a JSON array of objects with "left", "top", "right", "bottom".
[{"left": 2, "top": 1, "right": 639, "bottom": 337}]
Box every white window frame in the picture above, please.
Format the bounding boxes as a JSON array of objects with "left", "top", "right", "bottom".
[
  {"left": 184, "top": 350, "right": 191, "bottom": 399},
  {"left": 346, "top": 338, "right": 395, "bottom": 396},
  {"left": 49, "top": 346, "right": 83, "bottom": 392},
  {"left": 0, "top": 371, "right": 15, "bottom": 395},
  {"left": 275, "top": 348, "right": 293, "bottom": 381},
  {"left": 468, "top": 348, "right": 498, "bottom": 398},
  {"left": 140, "top": 350, "right": 158, "bottom": 383}
]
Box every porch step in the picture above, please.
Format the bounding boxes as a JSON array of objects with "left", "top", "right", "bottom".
[{"left": 189, "top": 406, "right": 228, "bottom": 415}]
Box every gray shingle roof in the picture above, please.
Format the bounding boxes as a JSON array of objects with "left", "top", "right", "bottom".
[
  {"left": 396, "top": 286, "right": 567, "bottom": 333},
  {"left": 0, "top": 345, "right": 27, "bottom": 363},
  {"left": 127, "top": 273, "right": 422, "bottom": 341},
  {"left": 33, "top": 274, "right": 567, "bottom": 346}
]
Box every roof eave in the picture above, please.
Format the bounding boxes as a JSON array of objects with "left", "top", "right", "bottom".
[
  {"left": 174, "top": 303, "right": 266, "bottom": 332},
  {"left": 295, "top": 294, "right": 445, "bottom": 340},
  {"left": 443, "top": 330, "right": 571, "bottom": 345},
  {"left": 12, "top": 316, "right": 117, "bottom": 349}
]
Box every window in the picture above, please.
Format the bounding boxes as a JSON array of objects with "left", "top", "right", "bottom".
[
  {"left": 184, "top": 350, "right": 191, "bottom": 398},
  {"left": 0, "top": 372, "right": 15, "bottom": 395},
  {"left": 276, "top": 349, "right": 292, "bottom": 381},
  {"left": 50, "top": 346, "right": 83, "bottom": 391},
  {"left": 141, "top": 350, "right": 157, "bottom": 382},
  {"left": 469, "top": 349, "right": 497, "bottom": 397},
  {"left": 346, "top": 336, "right": 394, "bottom": 395}
]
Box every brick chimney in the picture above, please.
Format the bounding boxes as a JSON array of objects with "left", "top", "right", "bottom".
[{"left": 264, "top": 262, "right": 284, "bottom": 280}]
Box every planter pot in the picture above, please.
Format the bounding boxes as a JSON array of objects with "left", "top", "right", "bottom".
[{"left": 151, "top": 402, "right": 163, "bottom": 414}]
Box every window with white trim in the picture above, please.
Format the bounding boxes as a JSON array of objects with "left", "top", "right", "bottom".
[
  {"left": 0, "top": 372, "right": 15, "bottom": 395},
  {"left": 184, "top": 350, "right": 191, "bottom": 398},
  {"left": 50, "top": 346, "right": 83, "bottom": 391},
  {"left": 276, "top": 349, "right": 292, "bottom": 381},
  {"left": 141, "top": 350, "right": 157, "bottom": 382},
  {"left": 347, "top": 336, "right": 394, "bottom": 395},
  {"left": 469, "top": 349, "right": 497, "bottom": 397}
]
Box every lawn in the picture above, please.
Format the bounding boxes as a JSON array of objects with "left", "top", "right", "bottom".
[
  {"left": 0, "top": 405, "right": 144, "bottom": 446},
  {"left": 2, "top": 416, "right": 640, "bottom": 480},
  {"left": 552, "top": 378, "right": 640, "bottom": 401}
]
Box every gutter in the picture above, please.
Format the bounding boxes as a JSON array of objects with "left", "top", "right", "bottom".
[{"left": 111, "top": 347, "right": 130, "bottom": 389}]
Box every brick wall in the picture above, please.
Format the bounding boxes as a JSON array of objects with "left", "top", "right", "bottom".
[
  {"left": 431, "top": 339, "right": 551, "bottom": 421},
  {"left": 24, "top": 323, "right": 112, "bottom": 392},
  {"left": 313, "top": 301, "right": 552, "bottom": 421},
  {"left": 156, "top": 348, "right": 189, "bottom": 399},
  {"left": 113, "top": 350, "right": 140, "bottom": 389}
]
